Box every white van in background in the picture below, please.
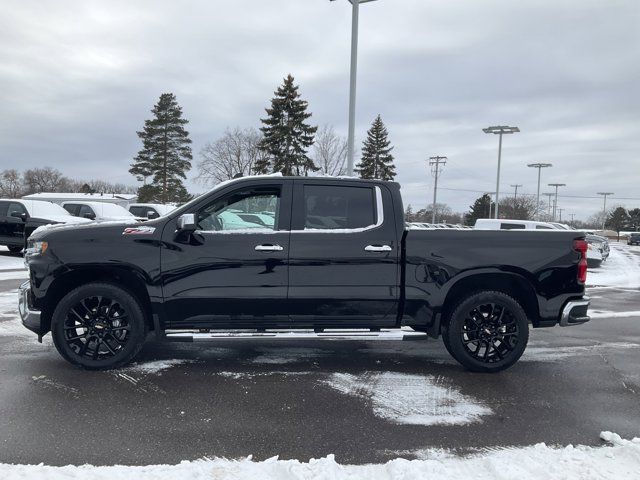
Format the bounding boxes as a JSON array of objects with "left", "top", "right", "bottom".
[
  {"left": 474, "top": 218, "right": 607, "bottom": 267},
  {"left": 474, "top": 219, "right": 555, "bottom": 230}
]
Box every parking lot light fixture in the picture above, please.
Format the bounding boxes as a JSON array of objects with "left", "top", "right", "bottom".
[
  {"left": 597, "top": 192, "right": 614, "bottom": 230},
  {"left": 330, "top": 0, "right": 379, "bottom": 176},
  {"left": 548, "top": 183, "right": 566, "bottom": 221},
  {"left": 483, "top": 126, "right": 520, "bottom": 219},
  {"left": 527, "top": 163, "right": 552, "bottom": 220}
]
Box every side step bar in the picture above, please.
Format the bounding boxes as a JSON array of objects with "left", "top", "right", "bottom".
[{"left": 164, "top": 328, "right": 428, "bottom": 342}]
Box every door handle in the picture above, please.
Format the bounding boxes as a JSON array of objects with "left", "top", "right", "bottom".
[
  {"left": 364, "top": 245, "right": 392, "bottom": 252},
  {"left": 255, "top": 244, "right": 284, "bottom": 252}
]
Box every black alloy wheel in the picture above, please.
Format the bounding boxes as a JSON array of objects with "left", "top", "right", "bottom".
[
  {"left": 442, "top": 291, "right": 529, "bottom": 372},
  {"left": 52, "top": 283, "right": 146, "bottom": 369}
]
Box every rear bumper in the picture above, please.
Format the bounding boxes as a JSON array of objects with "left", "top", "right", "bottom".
[
  {"left": 18, "top": 281, "right": 41, "bottom": 335},
  {"left": 559, "top": 297, "right": 590, "bottom": 327}
]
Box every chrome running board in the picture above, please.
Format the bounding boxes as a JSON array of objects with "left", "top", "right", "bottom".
[{"left": 164, "top": 328, "right": 428, "bottom": 342}]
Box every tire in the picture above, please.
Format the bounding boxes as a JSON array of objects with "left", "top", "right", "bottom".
[
  {"left": 51, "top": 283, "right": 147, "bottom": 369},
  {"left": 8, "top": 245, "right": 22, "bottom": 254},
  {"left": 442, "top": 291, "right": 529, "bottom": 373}
]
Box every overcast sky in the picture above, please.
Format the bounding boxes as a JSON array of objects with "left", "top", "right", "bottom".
[{"left": 1, "top": 0, "right": 638, "bottom": 219}]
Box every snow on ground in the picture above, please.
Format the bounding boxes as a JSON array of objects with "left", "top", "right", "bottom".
[
  {"left": 125, "top": 359, "right": 196, "bottom": 375},
  {"left": 587, "top": 243, "right": 640, "bottom": 288},
  {"left": 0, "top": 290, "right": 29, "bottom": 338},
  {"left": 0, "top": 248, "right": 27, "bottom": 271},
  {"left": 0, "top": 432, "right": 638, "bottom": 479},
  {"left": 324, "top": 372, "right": 492, "bottom": 426}
]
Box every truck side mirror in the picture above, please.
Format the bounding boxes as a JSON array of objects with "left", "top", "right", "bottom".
[
  {"left": 177, "top": 213, "right": 196, "bottom": 232},
  {"left": 10, "top": 211, "right": 27, "bottom": 221}
]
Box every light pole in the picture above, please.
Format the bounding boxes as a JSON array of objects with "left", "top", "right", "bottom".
[
  {"left": 510, "top": 184, "right": 523, "bottom": 201},
  {"left": 330, "top": 0, "right": 379, "bottom": 176},
  {"left": 429, "top": 156, "right": 447, "bottom": 224},
  {"left": 548, "top": 183, "right": 566, "bottom": 221},
  {"left": 527, "top": 163, "right": 552, "bottom": 220},
  {"left": 484, "top": 192, "right": 496, "bottom": 218},
  {"left": 543, "top": 193, "right": 554, "bottom": 218},
  {"left": 597, "top": 192, "right": 614, "bottom": 230},
  {"left": 483, "top": 126, "right": 520, "bottom": 219}
]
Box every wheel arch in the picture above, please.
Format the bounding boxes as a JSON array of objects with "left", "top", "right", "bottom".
[
  {"left": 441, "top": 271, "right": 540, "bottom": 328},
  {"left": 42, "top": 267, "right": 154, "bottom": 333}
]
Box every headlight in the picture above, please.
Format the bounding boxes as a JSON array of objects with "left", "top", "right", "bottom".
[{"left": 24, "top": 241, "right": 48, "bottom": 265}]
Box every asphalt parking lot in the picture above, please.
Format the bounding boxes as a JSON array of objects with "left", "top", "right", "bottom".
[{"left": 1, "top": 250, "right": 639, "bottom": 467}]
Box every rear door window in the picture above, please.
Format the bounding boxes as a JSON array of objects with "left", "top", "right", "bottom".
[{"left": 300, "top": 185, "right": 376, "bottom": 231}]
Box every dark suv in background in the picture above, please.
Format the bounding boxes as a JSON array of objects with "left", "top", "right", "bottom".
[
  {"left": 0, "top": 199, "right": 90, "bottom": 253},
  {"left": 629, "top": 233, "right": 640, "bottom": 246}
]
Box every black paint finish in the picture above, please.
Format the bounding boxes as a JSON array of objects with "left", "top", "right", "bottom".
[{"left": 25, "top": 176, "right": 587, "bottom": 338}]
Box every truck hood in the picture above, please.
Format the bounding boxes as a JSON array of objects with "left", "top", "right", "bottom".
[
  {"left": 29, "top": 220, "right": 136, "bottom": 241},
  {"left": 32, "top": 215, "right": 93, "bottom": 225}
]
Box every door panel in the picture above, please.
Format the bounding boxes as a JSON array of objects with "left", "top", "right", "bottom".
[
  {"left": 288, "top": 182, "right": 400, "bottom": 326},
  {"left": 6, "top": 202, "right": 27, "bottom": 245},
  {"left": 161, "top": 180, "right": 292, "bottom": 328},
  {"left": 0, "top": 202, "right": 10, "bottom": 244}
]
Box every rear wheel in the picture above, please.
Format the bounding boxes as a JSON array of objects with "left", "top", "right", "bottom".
[
  {"left": 51, "top": 283, "right": 147, "bottom": 369},
  {"left": 442, "top": 291, "right": 529, "bottom": 372}
]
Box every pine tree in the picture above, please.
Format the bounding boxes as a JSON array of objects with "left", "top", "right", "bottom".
[
  {"left": 130, "top": 93, "right": 192, "bottom": 203},
  {"left": 355, "top": 115, "right": 396, "bottom": 181},
  {"left": 256, "top": 74, "right": 318, "bottom": 176},
  {"left": 605, "top": 207, "right": 630, "bottom": 236},
  {"left": 465, "top": 194, "right": 494, "bottom": 226}
]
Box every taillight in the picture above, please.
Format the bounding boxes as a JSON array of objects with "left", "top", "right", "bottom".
[{"left": 573, "top": 239, "right": 588, "bottom": 284}]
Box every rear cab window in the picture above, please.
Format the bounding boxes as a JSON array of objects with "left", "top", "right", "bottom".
[
  {"left": 500, "top": 223, "right": 526, "bottom": 230},
  {"left": 63, "top": 204, "right": 80, "bottom": 216}
]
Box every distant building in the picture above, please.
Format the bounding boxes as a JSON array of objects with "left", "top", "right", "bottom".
[{"left": 22, "top": 192, "right": 138, "bottom": 209}]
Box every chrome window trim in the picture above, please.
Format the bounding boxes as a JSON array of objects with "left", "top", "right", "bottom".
[{"left": 193, "top": 185, "right": 384, "bottom": 235}]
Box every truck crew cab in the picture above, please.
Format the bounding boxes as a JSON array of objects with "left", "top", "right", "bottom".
[{"left": 20, "top": 175, "right": 590, "bottom": 372}]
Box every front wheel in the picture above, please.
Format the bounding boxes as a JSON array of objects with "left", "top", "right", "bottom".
[
  {"left": 442, "top": 291, "right": 529, "bottom": 373},
  {"left": 51, "top": 283, "right": 147, "bottom": 369}
]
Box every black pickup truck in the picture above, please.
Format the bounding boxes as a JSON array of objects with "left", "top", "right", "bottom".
[{"left": 19, "top": 176, "right": 590, "bottom": 372}]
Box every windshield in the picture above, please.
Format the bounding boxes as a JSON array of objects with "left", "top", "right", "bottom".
[
  {"left": 95, "top": 203, "right": 134, "bottom": 217},
  {"left": 23, "top": 200, "right": 72, "bottom": 218}
]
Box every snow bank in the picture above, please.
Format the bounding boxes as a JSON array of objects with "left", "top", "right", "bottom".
[
  {"left": 325, "top": 372, "right": 492, "bottom": 426},
  {"left": 1, "top": 432, "right": 638, "bottom": 479},
  {"left": 587, "top": 243, "right": 640, "bottom": 288}
]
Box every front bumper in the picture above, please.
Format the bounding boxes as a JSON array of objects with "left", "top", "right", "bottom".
[
  {"left": 559, "top": 297, "right": 590, "bottom": 327},
  {"left": 18, "top": 281, "right": 41, "bottom": 336}
]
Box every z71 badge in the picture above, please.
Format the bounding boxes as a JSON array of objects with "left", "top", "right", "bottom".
[{"left": 122, "top": 226, "right": 156, "bottom": 235}]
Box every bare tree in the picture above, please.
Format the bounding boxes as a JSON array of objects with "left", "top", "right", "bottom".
[
  {"left": 23, "top": 167, "right": 69, "bottom": 194},
  {"left": 197, "top": 127, "right": 266, "bottom": 186},
  {"left": 497, "top": 196, "right": 539, "bottom": 220},
  {"left": 313, "top": 125, "right": 347, "bottom": 176},
  {"left": 0, "top": 169, "right": 25, "bottom": 197}
]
